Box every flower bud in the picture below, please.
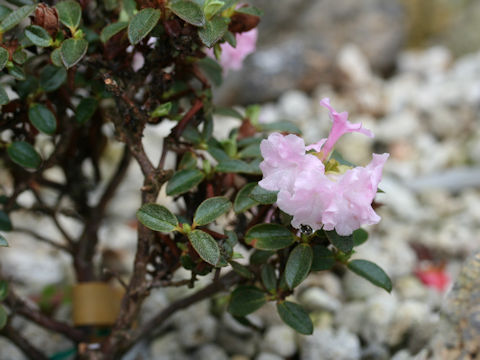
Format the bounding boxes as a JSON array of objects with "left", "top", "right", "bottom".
[{"left": 32, "top": 4, "right": 59, "bottom": 38}]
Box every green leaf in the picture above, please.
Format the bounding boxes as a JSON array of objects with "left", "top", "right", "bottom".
[
  {"left": 245, "top": 223, "right": 294, "bottom": 251},
  {"left": 276, "top": 301, "right": 313, "bottom": 335},
  {"left": 169, "top": 0, "right": 205, "bottom": 27},
  {"left": 0, "top": 6, "right": 12, "bottom": 22},
  {"left": 178, "top": 151, "right": 197, "bottom": 170},
  {"left": 12, "top": 49, "right": 26, "bottom": 64},
  {"left": 261, "top": 264, "right": 277, "bottom": 293},
  {"left": 100, "top": 21, "right": 128, "bottom": 43},
  {"left": 214, "top": 106, "right": 243, "bottom": 120},
  {"left": 0, "top": 281, "right": 8, "bottom": 300},
  {"left": 75, "top": 97, "right": 98, "bottom": 124},
  {"left": 8, "top": 65, "right": 25, "bottom": 81},
  {"left": 197, "top": 57, "right": 222, "bottom": 86},
  {"left": 136, "top": 203, "right": 178, "bottom": 232},
  {"left": 0, "top": 4, "right": 35, "bottom": 33},
  {"left": 230, "top": 260, "right": 254, "bottom": 279},
  {"left": 40, "top": 65, "right": 67, "bottom": 92},
  {"left": 234, "top": 183, "right": 259, "bottom": 213},
  {"left": 28, "top": 104, "right": 57, "bottom": 135},
  {"left": 166, "top": 169, "right": 205, "bottom": 196},
  {"left": 238, "top": 143, "right": 260, "bottom": 158},
  {"left": 250, "top": 249, "right": 274, "bottom": 265},
  {"left": 188, "top": 229, "right": 220, "bottom": 266},
  {"left": 348, "top": 259, "right": 392, "bottom": 292},
  {"left": 50, "top": 48, "right": 63, "bottom": 67},
  {"left": 150, "top": 102, "right": 172, "bottom": 118},
  {"left": 7, "top": 141, "right": 42, "bottom": 169},
  {"left": 353, "top": 228, "right": 368, "bottom": 247},
  {"left": 285, "top": 243, "right": 313, "bottom": 289},
  {"left": 128, "top": 8, "right": 161, "bottom": 45},
  {"left": 0, "top": 47, "right": 8, "bottom": 71},
  {"left": 60, "top": 38, "right": 88, "bottom": 68},
  {"left": 193, "top": 196, "right": 231, "bottom": 226},
  {"left": 0, "top": 234, "right": 8, "bottom": 247},
  {"left": 199, "top": 16, "right": 228, "bottom": 47},
  {"left": 216, "top": 159, "right": 261, "bottom": 174},
  {"left": 259, "top": 120, "right": 301, "bottom": 134},
  {"left": 0, "top": 87, "right": 8, "bottom": 106},
  {"left": 311, "top": 245, "right": 335, "bottom": 271},
  {"left": 25, "top": 25, "right": 52, "bottom": 47},
  {"left": 0, "top": 305, "right": 7, "bottom": 330},
  {"left": 56, "top": 0, "right": 82, "bottom": 31},
  {"left": 0, "top": 211, "right": 12, "bottom": 232},
  {"left": 228, "top": 286, "right": 266, "bottom": 317},
  {"left": 203, "top": 0, "right": 224, "bottom": 20},
  {"left": 223, "top": 30, "right": 236, "bottom": 47},
  {"left": 249, "top": 185, "right": 277, "bottom": 204},
  {"left": 325, "top": 230, "right": 354, "bottom": 253},
  {"left": 235, "top": 6, "right": 263, "bottom": 17}
]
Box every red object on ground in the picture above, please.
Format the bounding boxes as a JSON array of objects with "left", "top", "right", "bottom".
[{"left": 415, "top": 267, "right": 450, "bottom": 292}]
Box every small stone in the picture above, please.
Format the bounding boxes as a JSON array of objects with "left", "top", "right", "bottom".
[
  {"left": 299, "top": 287, "right": 341, "bottom": 313},
  {"left": 256, "top": 352, "right": 284, "bottom": 360},
  {"left": 278, "top": 90, "right": 312, "bottom": 123},
  {"left": 263, "top": 325, "right": 297, "bottom": 357},
  {"left": 337, "top": 44, "right": 372, "bottom": 86},
  {"left": 194, "top": 344, "right": 228, "bottom": 360},
  {"left": 300, "top": 327, "right": 361, "bottom": 360},
  {"left": 151, "top": 333, "right": 189, "bottom": 360},
  {"left": 177, "top": 314, "right": 217, "bottom": 348},
  {"left": 360, "top": 293, "right": 398, "bottom": 343},
  {"left": 217, "top": 331, "right": 257, "bottom": 357}
]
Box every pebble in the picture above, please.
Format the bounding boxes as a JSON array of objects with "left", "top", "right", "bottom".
[
  {"left": 263, "top": 325, "right": 297, "bottom": 357},
  {"left": 300, "top": 327, "right": 361, "bottom": 360}
]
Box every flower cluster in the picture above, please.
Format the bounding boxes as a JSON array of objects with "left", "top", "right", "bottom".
[{"left": 259, "top": 98, "right": 389, "bottom": 236}]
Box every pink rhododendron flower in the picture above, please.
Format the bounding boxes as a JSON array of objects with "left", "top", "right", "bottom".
[
  {"left": 319, "top": 98, "right": 374, "bottom": 159},
  {"left": 258, "top": 99, "right": 388, "bottom": 236},
  {"left": 206, "top": 28, "right": 258, "bottom": 73}
]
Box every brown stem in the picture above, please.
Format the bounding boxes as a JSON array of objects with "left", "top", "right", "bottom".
[
  {"left": 172, "top": 98, "right": 203, "bottom": 139},
  {"left": 4, "top": 291, "right": 84, "bottom": 342},
  {"left": 13, "top": 227, "right": 71, "bottom": 252},
  {"left": 0, "top": 323, "right": 49, "bottom": 360}
]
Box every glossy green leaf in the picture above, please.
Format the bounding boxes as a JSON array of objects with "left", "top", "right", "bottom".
[
  {"left": 40, "top": 65, "right": 67, "bottom": 92},
  {"left": 230, "top": 260, "right": 254, "bottom": 279},
  {"left": 0, "top": 281, "right": 8, "bottom": 300},
  {"left": 234, "top": 182, "right": 258, "bottom": 213},
  {"left": 353, "top": 228, "right": 368, "bottom": 247},
  {"left": 277, "top": 301, "right": 313, "bottom": 335},
  {"left": 250, "top": 249, "right": 274, "bottom": 265},
  {"left": 56, "top": 0, "right": 82, "bottom": 31},
  {"left": 311, "top": 245, "right": 335, "bottom": 271},
  {"left": 203, "top": 0, "right": 224, "bottom": 20},
  {"left": 169, "top": 0, "right": 205, "bottom": 26},
  {"left": 245, "top": 223, "right": 294, "bottom": 251},
  {"left": 216, "top": 159, "right": 261, "bottom": 174},
  {"left": 188, "top": 229, "right": 220, "bottom": 266},
  {"left": 136, "top": 203, "right": 178, "bottom": 232},
  {"left": 348, "top": 259, "right": 392, "bottom": 292},
  {"left": 0, "top": 211, "right": 12, "bottom": 232},
  {"left": 100, "top": 21, "right": 128, "bottom": 43},
  {"left": 0, "top": 4, "right": 35, "bottom": 33},
  {"left": 75, "top": 97, "right": 98, "bottom": 124},
  {"left": 199, "top": 16, "right": 228, "bottom": 47},
  {"left": 238, "top": 143, "right": 260, "bottom": 158},
  {"left": 25, "top": 25, "right": 52, "bottom": 47},
  {"left": 193, "top": 196, "right": 231, "bottom": 226},
  {"left": 0, "top": 87, "right": 8, "bottom": 106},
  {"left": 259, "top": 120, "right": 301, "bottom": 134},
  {"left": 228, "top": 286, "right": 266, "bottom": 317},
  {"left": 325, "top": 230, "right": 354, "bottom": 253},
  {"left": 179, "top": 152, "right": 197, "bottom": 170},
  {"left": 150, "top": 102, "right": 172, "bottom": 118},
  {"left": 128, "top": 8, "right": 161, "bottom": 45},
  {"left": 7, "top": 141, "right": 42, "bottom": 169},
  {"left": 28, "top": 104, "right": 57, "bottom": 135},
  {"left": 197, "top": 57, "right": 222, "bottom": 86},
  {"left": 261, "top": 264, "right": 277, "bottom": 293},
  {"left": 8, "top": 65, "right": 25, "bottom": 81},
  {"left": 285, "top": 243, "right": 313, "bottom": 289},
  {"left": 12, "top": 49, "right": 26, "bottom": 64},
  {"left": 249, "top": 185, "right": 277, "bottom": 204},
  {"left": 0, "top": 234, "right": 8, "bottom": 247},
  {"left": 61, "top": 38, "right": 88, "bottom": 68},
  {"left": 166, "top": 169, "right": 205, "bottom": 196},
  {"left": 0, "top": 47, "right": 8, "bottom": 71},
  {"left": 0, "top": 305, "right": 7, "bottom": 330}
]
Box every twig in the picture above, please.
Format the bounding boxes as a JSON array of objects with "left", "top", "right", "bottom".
[
  {"left": 0, "top": 323, "right": 49, "bottom": 360},
  {"left": 13, "top": 227, "right": 71, "bottom": 253},
  {"left": 172, "top": 98, "right": 204, "bottom": 138},
  {"left": 4, "top": 290, "right": 85, "bottom": 342}
]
